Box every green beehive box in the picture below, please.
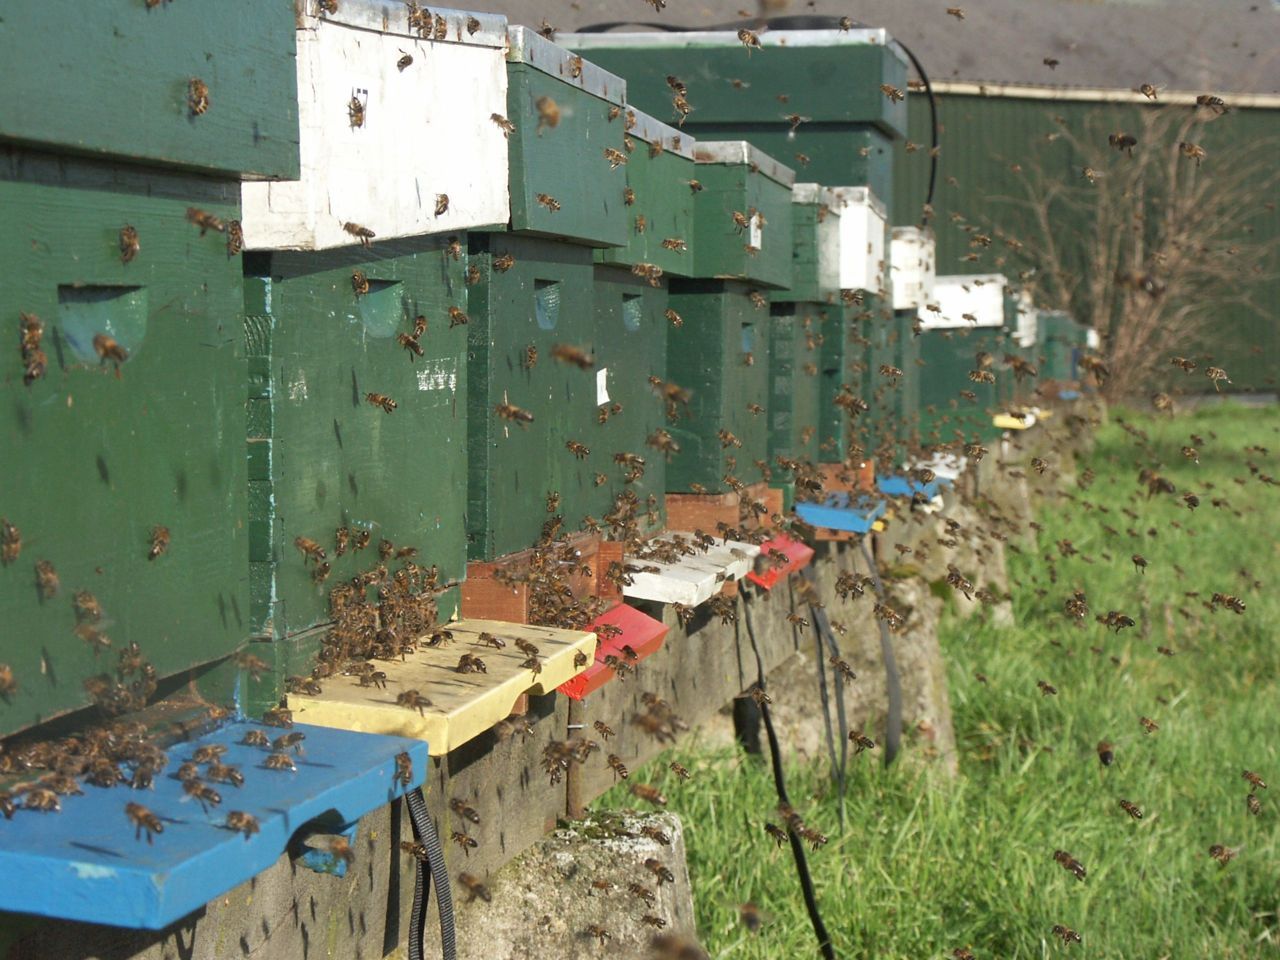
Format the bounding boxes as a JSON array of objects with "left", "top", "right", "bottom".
[
  {"left": 241, "top": 237, "right": 468, "bottom": 654},
  {"left": 665, "top": 280, "right": 771, "bottom": 493},
  {"left": 768, "top": 303, "right": 823, "bottom": 466},
  {"left": 1038, "top": 310, "right": 1085, "bottom": 382},
  {"left": 892, "top": 308, "right": 923, "bottom": 452},
  {"left": 0, "top": 152, "right": 246, "bottom": 737},
  {"left": 561, "top": 29, "right": 905, "bottom": 200},
  {"left": 595, "top": 109, "right": 698, "bottom": 278},
  {"left": 0, "top": 0, "right": 299, "bottom": 180},
  {"left": 466, "top": 237, "right": 668, "bottom": 560},
  {"left": 506, "top": 27, "right": 629, "bottom": 249},
  {"left": 917, "top": 327, "right": 1006, "bottom": 447},
  {"left": 816, "top": 301, "right": 864, "bottom": 463},
  {"left": 690, "top": 142, "right": 795, "bottom": 289},
  {"left": 778, "top": 184, "right": 842, "bottom": 305}
]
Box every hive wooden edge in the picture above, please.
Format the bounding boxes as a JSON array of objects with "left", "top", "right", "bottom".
[{"left": 287, "top": 620, "right": 597, "bottom": 757}]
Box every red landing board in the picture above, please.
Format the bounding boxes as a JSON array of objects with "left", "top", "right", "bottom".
[
  {"left": 558, "top": 602, "right": 669, "bottom": 700},
  {"left": 745, "top": 533, "right": 815, "bottom": 590}
]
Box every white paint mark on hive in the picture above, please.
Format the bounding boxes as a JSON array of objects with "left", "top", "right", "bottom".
[
  {"left": 288, "top": 372, "right": 309, "bottom": 401},
  {"left": 417, "top": 359, "right": 457, "bottom": 393}
]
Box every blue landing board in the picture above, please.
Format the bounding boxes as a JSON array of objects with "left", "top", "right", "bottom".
[
  {"left": 0, "top": 721, "right": 428, "bottom": 930},
  {"left": 795, "top": 493, "right": 887, "bottom": 533},
  {"left": 877, "top": 475, "right": 949, "bottom": 499}
]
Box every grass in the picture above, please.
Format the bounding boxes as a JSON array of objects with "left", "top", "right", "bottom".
[{"left": 598, "top": 404, "right": 1280, "bottom": 958}]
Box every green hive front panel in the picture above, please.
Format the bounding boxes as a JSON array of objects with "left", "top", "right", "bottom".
[
  {"left": 817, "top": 302, "right": 863, "bottom": 463},
  {"left": 768, "top": 304, "right": 822, "bottom": 464},
  {"left": 894, "top": 310, "right": 923, "bottom": 451},
  {"left": 1038, "top": 311, "right": 1084, "bottom": 382},
  {"left": 690, "top": 142, "right": 795, "bottom": 289},
  {"left": 596, "top": 110, "right": 698, "bottom": 277},
  {"left": 506, "top": 28, "right": 629, "bottom": 248},
  {"left": 242, "top": 237, "right": 468, "bottom": 644},
  {"left": 778, "top": 184, "right": 842, "bottom": 305},
  {"left": 0, "top": 0, "right": 298, "bottom": 180},
  {"left": 560, "top": 30, "right": 908, "bottom": 140},
  {"left": 666, "top": 280, "right": 771, "bottom": 492},
  {"left": 917, "top": 328, "right": 1005, "bottom": 447},
  {"left": 0, "top": 152, "right": 246, "bottom": 737}
]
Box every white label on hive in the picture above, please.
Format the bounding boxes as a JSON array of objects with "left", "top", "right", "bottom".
[
  {"left": 416, "top": 359, "right": 458, "bottom": 393},
  {"left": 749, "top": 218, "right": 763, "bottom": 250},
  {"left": 596, "top": 368, "right": 610, "bottom": 406}
]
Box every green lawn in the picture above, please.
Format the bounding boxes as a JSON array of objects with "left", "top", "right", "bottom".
[{"left": 602, "top": 405, "right": 1280, "bottom": 958}]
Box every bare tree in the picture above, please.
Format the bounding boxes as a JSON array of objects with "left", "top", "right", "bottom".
[{"left": 982, "top": 104, "right": 1278, "bottom": 400}]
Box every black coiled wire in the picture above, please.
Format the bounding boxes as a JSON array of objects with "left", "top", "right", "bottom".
[{"left": 406, "top": 787, "right": 456, "bottom": 960}]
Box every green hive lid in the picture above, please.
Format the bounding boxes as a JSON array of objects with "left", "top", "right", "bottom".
[
  {"left": 927, "top": 274, "right": 1009, "bottom": 330},
  {"left": 625, "top": 108, "right": 698, "bottom": 159},
  {"left": 561, "top": 26, "right": 901, "bottom": 55},
  {"left": 314, "top": 2, "right": 508, "bottom": 45},
  {"left": 506, "top": 25, "right": 627, "bottom": 106},
  {"left": 694, "top": 141, "right": 795, "bottom": 187}
]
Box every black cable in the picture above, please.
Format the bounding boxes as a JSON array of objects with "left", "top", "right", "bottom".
[
  {"left": 406, "top": 787, "right": 456, "bottom": 960},
  {"left": 801, "top": 567, "right": 850, "bottom": 827},
  {"left": 741, "top": 591, "right": 837, "bottom": 960},
  {"left": 857, "top": 540, "right": 902, "bottom": 766}
]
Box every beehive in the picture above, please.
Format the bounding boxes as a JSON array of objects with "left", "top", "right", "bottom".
[
  {"left": 777, "top": 184, "right": 843, "bottom": 305},
  {"left": 768, "top": 303, "right": 824, "bottom": 466}
]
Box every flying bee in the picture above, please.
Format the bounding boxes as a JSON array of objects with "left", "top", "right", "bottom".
[
  {"left": 183, "top": 779, "right": 221, "bottom": 811},
  {"left": 396, "top": 51, "right": 413, "bottom": 71},
  {"left": 1208, "top": 844, "right": 1237, "bottom": 866},
  {"left": 535, "top": 96, "right": 562, "bottom": 134},
  {"left": 125, "top": 802, "right": 163, "bottom": 843},
  {"left": 450, "top": 799, "right": 480, "bottom": 824},
  {"left": 490, "top": 113, "right": 516, "bottom": 138},
  {"left": 294, "top": 536, "right": 326, "bottom": 565},
  {"left": 1243, "top": 770, "right": 1267, "bottom": 790},
  {"left": 829, "top": 657, "right": 856, "bottom": 683},
  {"left": 1108, "top": 132, "right": 1137, "bottom": 156},
  {"left": 880, "top": 83, "right": 905, "bottom": 103},
  {"left": 1111, "top": 796, "right": 1145, "bottom": 820},
  {"left": 628, "top": 882, "right": 657, "bottom": 906},
  {"left": 1097, "top": 741, "right": 1114, "bottom": 766},
  {"left": 1247, "top": 794, "right": 1261, "bottom": 815},
  {"left": 946, "top": 5, "right": 966, "bottom": 17},
  {"left": 849, "top": 731, "right": 876, "bottom": 754},
  {"left": 352, "top": 270, "right": 370, "bottom": 296},
  {"left": 1179, "top": 141, "right": 1206, "bottom": 166},
  {"left": 342, "top": 222, "right": 375, "bottom": 247},
  {"left": 686, "top": 179, "right": 703, "bottom": 193},
  {"left": 396, "top": 690, "right": 431, "bottom": 716},
  {"left": 450, "top": 831, "right": 478, "bottom": 857},
  {"left": 365, "top": 392, "right": 397, "bottom": 413},
  {"left": 225, "top": 811, "right": 259, "bottom": 839},
  {"left": 188, "top": 77, "right": 210, "bottom": 116},
  {"left": 607, "top": 754, "right": 629, "bottom": 781},
  {"left": 1051, "top": 925, "right": 1082, "bottom": 945},
  {"left": 34, "top": 559, "right": 59, "bottom": 600},
  {"left": 631, "top": 782, "right": 667, "bottom": 807},
  {"left": 1037, "top": 679, "right": 1058, "bottom": 696},
  {"left": 434, "top": 194, "right": 449, "bottom": 217},
  {"left": 669, "top": 761, "right": 691, "bottom": 781},
  {"left": 94, "top": 334, "right": 129, "bottom": 370},
  {"left": 459, "top": 873, "right": 491, "bottom": 903},
  {"left": 587, "top": 924, "right": 611, "bottom": 946},
  {"left": 573, "top": 650, "right": 588, "bottom": 668},
  {"left": 737, "top": 27, "right": 761, "bottom": 51},
  {"left": 119, "top": 224, "right": 140, "bottom": 264},
  {"left": 565, "top": 440, "right": 590, "bottom": 459},
  {"left": 551, "top": 344, "right": 593, "bottom": 369},
  {"left": 396, "top": 332, "right": 424, "bottom": 360},
  {"left": 1195, "top": 93, "right": 1228, "bottom": 114},
  {"left": 447, "top": 306, "right": 469, "bottom": 328},
  {"left": 635, "top": 214, "right": 647, "bottom": 234},
  {"left": 1205, "top": 366, "right": 1231, "bottom": 390},
  {"left": 186, "top": 206, "right": 225, "bottom": 236},
  {"left": 879, "top": 364, "right": 903, "bottom": 380},
  {"left": 764, "top": 823, "right": 788, "bottom": 847},
  {"left": 348, "top": 91, "right": 367, "bottom": 128},
  {"left": 146, "top": 525, "right": 171, "bottom": 561},
  {"left": 1053, "top": 849, "right": 1087, "bottom": 881},
  {"left": 603, "top": 147, "right": 627, "bottom": 169},
  {"left": 660, "top": 237, "right": 688, "bottom": 253}
]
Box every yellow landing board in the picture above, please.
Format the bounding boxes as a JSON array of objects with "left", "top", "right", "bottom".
[{"left": 288, "top": 620, "right": 597, "bottom": 756}]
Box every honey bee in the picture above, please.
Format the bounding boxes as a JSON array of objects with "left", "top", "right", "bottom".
[
  {"left": 586, "top": 924, "right": 611, "bottom": 946},
  {"left": 535, "top": 96, "right": 560, "bottom": 133},
  {"left": 1247, "top": 793, "right": 1261, "bottom": 815},
  {"left": 183, "top": 779, "right": 222, "bottom": 811},
  {"left": 635, "top": 214, "right": 647, "bottom": 234},
  {"left": 188, "top": 77, "right": 210, "bottom": 116},
  {"left": 1243, "top": 770, "right": 1267, "bottom": 790},
  {"left": 434, "top": 194, "right": 449, "bottom": 217},
  {"left": 748, "top": 291, "right": 767, "bottom": 310},
  {"left": 550, "top": 344, "right": 593, "bottom": 369},
  {"left": 828, "top": 657, "right": 856, "bottom": 683},
  {"left": 1096, "top": 741, "right": 1114, "bottom": 766},
  {"left": 206, "top": 762, "right": 244, "bottom": 788},
  {"left": 1051, "top": 925, "right": 1082, "bottom": 945},
  {"left": 1108, "top": 132, "right": 1137, "bottom": 156},
  {"left": 946, "top": 5, "right": 965, "bottom": 17},
  {"left": 450, "top": 798, "right": 481, "bottom": 824},
  {"left": 880, "top": 83, "right": 905, "bottom": 103},
  {"left": 1195, "top": 94, "right": 1228, "bottom": 114},
  {"left": 263, "top": 705, "right": 294, "bottom": 728},
  {"left": 396, "top": 51, "right": 413, "bottom": 71},
  {"left": 225, "top": 811, "right": 260, "bottom": 839},
  {"left": 621, "top": 186, "right": 637, "bottom": 207},
  {"left": 0, "top": 664, "right": 16, "bottom": 701},
  {"left": 641, "top": 915, "right": 667, "bottom": 929},
  {"left": 628, "top": 882, "right": 657, "bottom": 906},
  {"left": 686, "top": 179, "right": 703, "bottom": 194},
  {"left": 145, "top": 525, "right": 171, "bottom": 561},
  {"left": 459, "top": 873, "right": 491, "bottom": 903},
  {"left": 94, "top": 334, "right": 129, "bottom": 369},
  {"left": 593, "top": 720, "right": 615, "bottom": 741},
  {"left": 968, "top": 369, "right": 995, "bottom": 384},
  {"left": 1037, "top": 679, "right": 1058, "bottom": 696},
  {"left": 737, "top": 28, "right": 761, "bottom": 51},
  {"left": 365, "top": 392, "right": 397, "bottom": 413},
  {"left": 630, "top": 782, "right": 667, "bottom": 807},
  {"left": 1205, "top": 366, "right": 1231, "bottom": 390},
  {"left": 1118, "top": 799, "right": 1144, "bottom": 820},
  {"left": 849, "top": 731, "right": 876, "bottom": 754},
  {"left": 607, "top": 754, "right": 629, "bottom": 780},
  {"left": 118, "top": 224, "right": 141, "bottom": 264},
  {"left": 521, "top": 655, "right": 543, "bottom": 676},
  {"left": 122, "top": 801, "right": 164, "bottom": 843},
  {"left": 272, "top": 731, "right": 305, "bottom": 755},
  {"left": 604, "top": 147, "right": 627, "bottom": 169},
  {"left": 352, "top": 270, "right": 370, "bottom": 296},
  {"left": 294, "top": 536, "right": 326, "bottom": 565},
  {"left": 1053, "top": 849, "right": 1087, "bottom": 881},
  {"left": 396, "top": 690, "right": 431, "bottom": 715},
  {"left": 490, "top": 113, "right": 516, "bottom": 137},
  {"left": 536, "top": 193, "right": 562, "bottom": 213},
  {"left": 451, "top": 831, "right": 478, "bottom": 857},
  {"left": 186, "top": 206, "right": 226, "bottom": 235},
  {"left": 342, "top": 222, "right": 375, "bottom": 247},
  {"left": 660, "top": 237, "right": 688, "bottom": 254},
  {"left": 669, "top": 761, "right": 691, "bottom": 781},
  {"left": 1208, "top": 844, "right": 1237, "bottom": 866},
  {"left": 264, "top": 752, "right": 296, "bottom": 772},
  {"left": 1179, "top": 142, "right": 1207, "bottom": 166},
  {"left": 30, "top": 558, "right": 59, "bottom": 600},
  {"left": 348, "top": 91, "right": 367, "bottom": 128},
  {"left": 1139, "top": 83, "right": 1158, "bottom": 99},
  {"left": 73, "top": 589, "right": 103, "bottom": 623},
  {"left": 317, "top": 0, "right": 337, "bottom": 13},
  {"left": 455, "top": 653, "right": 487, "bottom": 674},
  {"left": 466, "top": 15, "right": 481, "bottom": 34}
]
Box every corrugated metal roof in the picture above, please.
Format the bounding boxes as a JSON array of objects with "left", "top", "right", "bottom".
[{"left": 484, "top": 0, "right": 1280, "bottom": 96}]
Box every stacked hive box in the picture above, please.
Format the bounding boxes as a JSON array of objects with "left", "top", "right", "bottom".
[
  {"left": 0, "top": 0, "right": 299, "bottom": 734},
  {"left": 890, "top": 226, "right": 936, "bottom": 452},
  {"left": 1037, "top": 310, "right": 1090, "bottom": 386},
  {"left": 666, "top": 142, "right": 796, "bottom": 495}
]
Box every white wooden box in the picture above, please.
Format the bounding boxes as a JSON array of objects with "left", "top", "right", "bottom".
[
  {"left": 890, "top": 226, "right": 935, "bottom": 310},
  {"left": 923, "top": 274, "right": 1008, "bottom": 330},
  {"left": 241, "top": 2, "right": 510, "bottom": 251},
  {"left": 830, "top": 186, "right": 887, "bottom": 297},
  {"left": 1013, "top": 289, "right": 1037, "bottom": 348}
]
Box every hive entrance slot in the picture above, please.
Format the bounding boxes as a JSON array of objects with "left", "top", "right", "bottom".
[
  {"left": 534, "top": 279, "right": 560, "bottom": 330},
  {"left": 352, "top": 280, "right": 405, "bottom": 338},
  {"left": 57, "top": 285, "right": 147, "bottom": 363}
]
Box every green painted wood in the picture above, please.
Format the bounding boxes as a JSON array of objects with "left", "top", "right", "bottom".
[
  {"left": 665, "top": 280, "right": 771, "bottom": 493},
  {"left": 776, "top": 193, "right": 842, "bottom": 305},
  {"left": 768, "top": 304, "right": 823, "bottom": 464},
  {"left": 0, "top": 0, "right": 298, "bottom": 180},
  {"left": 242, "top": 237, "right": 468, "bottom": 648},
  {"left": 817, "top": 302, "right": 863, "bottom": 463},
  {"left": 690, "top": 160, "right": 794, "bottom": 289},
  {"left": 0, "top": 151, "right": 246, "bottom": 737},
  {"left": 595, "top": 142, "right": 697, "bottom": 277},
  {"left": 687, "top": 125, "right": 894, "bottom": 205},
  {"left": 1038, "top": 311, "right": 1085, "bottom": 382},
  {"left": 507, "top": 64, "right": 630, "bottom": 248},
  {"left": 892, "top": 309, "right": 922, "bottom": 453},
  {"left": 467, "top": 239, "right": 667, "bottom": 560},
  {"left": 918, "top": 327, "right": 1007, "bottom": 448},
  {"left": 561, "top": 42, "right": 907, "bottom": 138}
]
